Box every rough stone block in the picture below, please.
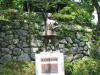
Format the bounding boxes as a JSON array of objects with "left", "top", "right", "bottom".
[
  {"left": 0, "top": 54, "right": 12, "bottom": 63},
  {"left": 18, "top": 53, "right": 30, "bottom": 61}
]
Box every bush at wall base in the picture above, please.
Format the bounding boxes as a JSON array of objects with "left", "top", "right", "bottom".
[
  {"left": 0, "top": 60, "right": 35, "bottom": 75},
  {"left": 72, "top": 59, "right": 100, "bottom": 75},
  {"left": 64, "top": 61, "right": 73, "bottom": 75}
]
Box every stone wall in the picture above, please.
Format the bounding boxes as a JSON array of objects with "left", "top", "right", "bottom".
[
  {"left": 56, "top": 24, "right": 92, "bottom": 61},
  {"left": 0, "top": 20, "right": 93, "bottom": 63},
  {"left": 0, "top": 20, "right": 35, "bottom": 63}
]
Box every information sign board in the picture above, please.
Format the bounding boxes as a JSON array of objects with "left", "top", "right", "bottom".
[{"left": 35, "top": 52, "right": 64, "bottom": 75}]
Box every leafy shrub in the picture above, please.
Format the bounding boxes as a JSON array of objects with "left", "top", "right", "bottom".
[
  {"left": 72, "top": 59, "right": 100, "bottom": 75},
  {"left": 90, "top": 43, "right": 100, "bottom": 59},
  {"left": 0, "top": 60, "right": 35, "bottom": 75},
  {"left": 64, "top": 61, "right": 73, "bottom": 75}
]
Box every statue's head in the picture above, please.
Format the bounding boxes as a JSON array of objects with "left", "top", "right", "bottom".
[{"left": 47, "top": 13, "right": 52, "bottom": 18}]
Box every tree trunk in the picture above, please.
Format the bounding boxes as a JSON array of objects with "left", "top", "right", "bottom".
[
  {"left": 96, "top": 12, "right": 100, "bottom": 36},
  {"left": 92, "top": 0, "right": 100, "bottom": 36}
]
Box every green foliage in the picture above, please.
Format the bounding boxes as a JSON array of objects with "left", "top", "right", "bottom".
[
  {"left": 0, "top": 0, "right": 24, "bottom": 10},
  {"left": 64, "top": 61, "right": 73, "bottom": 75},
  {"left": 0, "top": 60, "right": 35, "bottom": 75},
  {"left": 1, "top": 59, "right": 100, "bottom": 75},
  {"left": 90, "top": 42, "right": 100, "bottom": 59},
  {"left": 53, "top": 3, "right": 76, "bottom": 21},
  {"left": 53, "top": 2, "right": 92, "bottom": 26},
  {"left": 0, "top": 0, "right": 13, "bottom": 9},
  {"left": 80, "top": 0, "right": 94, "bottom": 13},
  {"left": 72, "top": 59, "right": 100, "bottom": 75}
]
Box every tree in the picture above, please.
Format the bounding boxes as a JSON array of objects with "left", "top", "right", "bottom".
[
  {"left": 74, "top": 0, "right": 100, "bottom": 36},
  {"left": 92, "top": 0, "right": 100, "bottom": 36}
]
